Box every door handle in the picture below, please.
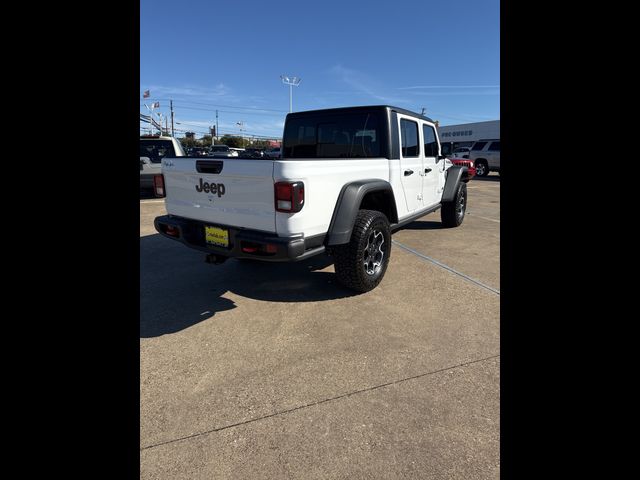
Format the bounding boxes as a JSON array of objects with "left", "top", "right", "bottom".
[
  {"left": 404, "top": 169, "right": 414, "bottom": 176},
  {"left": 424, "top": 168, "right": 432, "bottom": 173}
]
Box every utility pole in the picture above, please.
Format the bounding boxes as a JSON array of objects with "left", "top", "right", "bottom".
[
  {"left": 170, "top": 100, "right": 174, "bottom": 137},
  {"left": 216, "top": 110, "right": 219, "bottom": 142}
]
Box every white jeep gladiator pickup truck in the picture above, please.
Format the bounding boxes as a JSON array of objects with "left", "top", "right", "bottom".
[
  {"left": 154, "top": 105, "right": 469, "bottom": 292},
  {"left": 140, "top": 135, "right": 185, "bottom": 194}
]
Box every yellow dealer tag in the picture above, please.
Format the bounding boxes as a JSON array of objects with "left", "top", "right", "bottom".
[{"left": 205, "top": 226, "right": 229, "bottom": 248}]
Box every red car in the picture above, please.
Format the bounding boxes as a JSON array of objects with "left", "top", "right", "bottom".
[{"left": 449, "top": 157, "right": 476, "bottom": 179}]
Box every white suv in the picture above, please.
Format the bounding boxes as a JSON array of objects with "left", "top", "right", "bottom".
[{"left": 469, "top": 140, "right": 500, "bottom": 177}]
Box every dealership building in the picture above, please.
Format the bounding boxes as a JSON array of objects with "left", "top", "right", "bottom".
[{"left": 437, "top": 120, "right": 500, "bottom": 148}]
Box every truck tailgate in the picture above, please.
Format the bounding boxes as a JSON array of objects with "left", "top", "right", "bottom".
[{"left": 163, "top": 158, "right": 276, "bottom": 232}]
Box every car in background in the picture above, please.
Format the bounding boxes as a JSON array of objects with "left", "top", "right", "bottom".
[
  {"left": 240, "top": 148, "right": 265, "bottom": 158},
  {"left": 452, "top": 146, "right": 471, "bottom": 158},
  {"left": 209, "top": 145, "right": 238, "bottom": 158},
  {"left": 264, "top": 147, "right": 282, "bottom": 159},
  {"left": 187, "top": 146, "right": 207, "bottom": 157},
  {"left": 469, "top": 139, "right": 500, "bottom": 177},
  {"left": 140, "top": 135, "right": 185, "bottom": 195}
]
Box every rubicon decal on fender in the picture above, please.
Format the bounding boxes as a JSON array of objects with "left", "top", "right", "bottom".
[{"left": 195, "top": 178, "right": 226, "bottom": 197}]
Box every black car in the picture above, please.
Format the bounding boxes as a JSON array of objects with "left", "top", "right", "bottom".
[
  {"left": 240, "top": 148, "right": 265, "bottom": 159},
  {"left": 189, "top": 147, "right": 208, "bottom": 157}
]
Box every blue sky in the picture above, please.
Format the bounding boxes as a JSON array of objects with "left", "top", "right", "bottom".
[{"left": 141, "top": 0, "right": 499, "bottom": 139}]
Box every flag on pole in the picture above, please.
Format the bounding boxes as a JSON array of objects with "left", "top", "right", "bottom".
[
  {"left": 152, "top": 101, "right": 160, "bottom": 109},
  {"left": 143, "top": 90, "right": 150, "bottom": 98}
]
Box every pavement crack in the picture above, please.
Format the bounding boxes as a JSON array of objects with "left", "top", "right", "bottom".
[{"left": 140, "top": 353, "right": 500, "bottom": 451}]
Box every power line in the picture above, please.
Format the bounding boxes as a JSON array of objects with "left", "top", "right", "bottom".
[
  {"left": 174, "top": 125, "right": 282, "bottom": 138},
  {"left": 142, "top": 98, "right": 289, "bottom": 113},
  {"left": 145, "top": 122, "right": 282, "bottom": 139},
  {"left": 140, "top": 104, "right": 285, "bottom": 117}
]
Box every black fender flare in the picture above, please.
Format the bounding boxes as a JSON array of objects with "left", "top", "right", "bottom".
[
  {"left": 442, "top": 166, "right": 468, "bottom": 203},
  {"left": 326, "top": 179, "right": 397, "bottom": 246}
]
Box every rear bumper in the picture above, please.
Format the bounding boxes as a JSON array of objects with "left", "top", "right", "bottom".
[
  {"left": 140, "top": 174, "right": 155, "bottom": 189},
  {"left": 140, "top": 172, "right": 162, "bottom": 189},
  {"left": 154, "top": 215, "right": 325, "bottom": 262}
]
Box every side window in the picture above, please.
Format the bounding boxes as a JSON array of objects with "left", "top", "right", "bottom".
[
  {"left": 472, "top": 141, "right": 487, "bottom": 151},
  {"left": 400, "top": 118, "right": 419, "bottom": 157},
  {"left": 488, "top": 141, "right": 500, "bottom": 151},
  {"left": 423, "top": 124, "right": 438, "bottom": 157}
]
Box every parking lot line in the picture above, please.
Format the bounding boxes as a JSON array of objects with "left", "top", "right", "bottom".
[
  {"left": 392, "top": 240, "right": 500, "bottom": 295},
  {"left": 467, "top": 212, "right": 500, "bottom": 223}
]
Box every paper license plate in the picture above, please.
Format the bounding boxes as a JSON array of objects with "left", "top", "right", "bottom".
[{"left": 205, "top": 225, "right": 229, "bottom": 248}]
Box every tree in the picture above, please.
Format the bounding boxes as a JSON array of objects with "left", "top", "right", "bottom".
[
  {"left": 180, "top": 137, "right": 197, "bottom": 149},
  {"left": 217, "top": 135, "right": 244, "bottom": 148},
  {"left": 251, "top": 139, "right": 271, "bottom": 149}
]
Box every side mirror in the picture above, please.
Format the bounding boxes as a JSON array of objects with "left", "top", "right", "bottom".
[{"left": 437, "top": 154, "right": 447, "bottom": 162}]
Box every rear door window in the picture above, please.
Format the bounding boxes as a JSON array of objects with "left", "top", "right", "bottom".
[
  {"left": 422, "top": 124, "right": 438, "bottom": 157},
  {"left": 471, "top": 141, "right": 487, "bottom": 151},
  {"left": 400, "top": 119, "right": 419, "bottom": 157},
  {"left": 488, "top": 141, "right": 500, "bottom": 151}
]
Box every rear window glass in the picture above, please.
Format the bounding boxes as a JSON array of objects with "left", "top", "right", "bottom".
[
  {"left": 283, "top": 113, "right": 381, "bottom": 158},
  {"left": 488, "top": 141, "right": 500, "bottom": 151},
  {"left": 471, "top": 141, "right": 487, "bottom": 151},
  {"left": 140, "top": 140, "right": 175, "bottom": 163}
]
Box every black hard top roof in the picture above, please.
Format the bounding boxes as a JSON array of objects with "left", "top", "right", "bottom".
[{"left": 287, "top": 105, "right": 434, "bottom": 123}]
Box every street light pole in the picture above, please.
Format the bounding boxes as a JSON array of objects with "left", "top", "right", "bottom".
[
  {"left": 237, "top": 121, "right": 244, "bottom": 148},
  {"left": 280, "top": 75, "right": 301, "bottom": 113}
]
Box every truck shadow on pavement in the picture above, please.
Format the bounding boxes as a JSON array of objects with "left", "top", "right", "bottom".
[
  {"left": 397, "top": 220, "right": 443, "bottom": 231},
  {"left": 140, "top": 234, "right": 357, "bottom": 338}
]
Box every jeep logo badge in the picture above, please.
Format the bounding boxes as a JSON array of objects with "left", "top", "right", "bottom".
[{"left": 195, "top": 178, "right": 226, "bottom": 197}]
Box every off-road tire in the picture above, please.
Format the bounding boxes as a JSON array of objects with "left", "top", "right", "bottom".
[
  {"left": 441, "top": 182, "right": 467, "bottom": 228},
  {"left": 333, "top": 209, "right": 391, "bottom": 293}
]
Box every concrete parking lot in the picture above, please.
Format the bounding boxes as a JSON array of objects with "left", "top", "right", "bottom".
[{"left": 140, "top": 174, "right": 500, "bottom": 479}]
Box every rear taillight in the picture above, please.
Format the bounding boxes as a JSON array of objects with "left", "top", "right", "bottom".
[
  {"left": 153, "top": 174, "right": 165, "bottom": 197},
  {"left": 240, "top": 241, "right": 278, "bottom": 256},
  {"left": 274, "top": 181, "right": 304, "bottom": 213},
  {"left": 165, "top": 225, "right": 179, "bottom": 237},
  {"left": 159, "top": 223, "right": 180, "bottom": 238}
]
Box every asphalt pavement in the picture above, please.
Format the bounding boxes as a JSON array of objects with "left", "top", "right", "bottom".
[{"left": 140, "top": 173, "right": 500, "bottom": 479}]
